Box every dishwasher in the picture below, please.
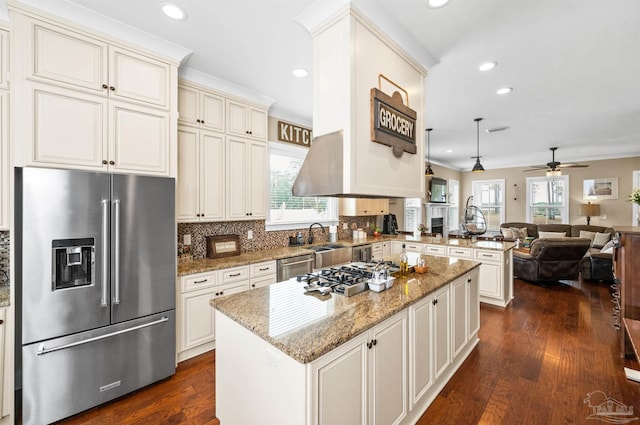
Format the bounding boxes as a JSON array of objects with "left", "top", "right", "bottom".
[{"left": 277, "top": 254, "right": 315, "bottom": 281}]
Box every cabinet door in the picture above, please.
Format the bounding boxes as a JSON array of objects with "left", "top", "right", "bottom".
[
  {"left": 0, "top": 29, "right": 8, "bottom": 89},
  {"left": 226, "top": 137, "right": 248, "bottom": 219},
  {"left": 478, "top": 262, "right": 502, "bottom": 299},
  {"left": 109, "top": 100, "right": 169, "bottom": 175},
  {"left": 109, "top": 46, "right": 169, "bottom": 109},
  {"left": 248, "top": 141, "right": 267, "bottom": 219},
  {"left": 249, "top": 275, "right": 276, "bottom": 290},
  {"left": 409, "top": 297, "right": 432, "bottom": 408},
  {"left": 311, "top": 334, "right": 368, "bottom": 425},
  {"left": 372, "top": 199, "right": 389, "bottom": 215},
  {"left": 177, "top": 84, "right": 199, "bottom": 126},
  {"left": 29, "top": 18, "right": 107, "bottom": 94},
  {"left": 0, "top": 308, "right": 5, "bottom": 417},
  {"left": 29, "top": 83, "right": 108, "bottom": 169},
  {"left": 200, "top": 131, "right": 225, "bottom": 221},
  {"left": 201, "top": 91, "right": 225, "bottom": 132},
  {"left": 215, "top": 280, "right": 249, "bottom": 297},
  {"left": 227, "top": 100, "right": 248, "bottom": 137},
  {"left": 451, "top": 276, "right": 468, "bottom": 358},
  {"left": 382, "top": 242, "right": 391, "bottom": 257},
  {"left": 0, "top": 92, "right": 8, "bottom": 230},
  {"left": 468, "top": 272, "right": 480, "bottom": 338},
  {"left": 391, "top": 241, "right": 403, "bottom": 255},
  {"left": 370, "top": 312, "right": 407, "bottom": 425},
  {"left": 248, "top": 107, "right": 267, "bottom": 140},
  {"left": 176, "top": 127, "right": 199, "bottom": 221},
  {"left": 181, "top": 288, "right": 216, "bottom": 351},
  {"left": 432, "top": 286, "right": 451, "bottom": 380}
]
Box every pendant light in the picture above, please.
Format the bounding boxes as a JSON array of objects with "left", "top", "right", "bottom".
[
  {"left": 425, "top": 128, "right": 434, "bottom": 176},
  {"left": 471, "top": 117, "right": 485, "bottom": 172}
]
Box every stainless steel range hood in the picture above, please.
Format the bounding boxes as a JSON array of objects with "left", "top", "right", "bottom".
[{"left": 292, "top": 130, "right": 345, "bottom": 198}]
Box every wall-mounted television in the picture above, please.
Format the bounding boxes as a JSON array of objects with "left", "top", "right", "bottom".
[{"left": 429, "top": 177, "right": 447, "bottom": 203}]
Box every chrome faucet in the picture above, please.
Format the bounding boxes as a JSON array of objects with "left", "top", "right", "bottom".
[{"left": 308, "top": 222, "right": 325, "bottom": 244}]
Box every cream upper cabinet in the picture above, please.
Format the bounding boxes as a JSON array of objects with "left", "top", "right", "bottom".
[
  {"left": 340, "top": 198, "right": 389, "bottom": 216},
  {"left": 226, "top": 137, "right": 267, "bottom": 220},
  {"left": 0, "top": 29, "right": 8, "bottom": 89},
  {"left": 12, "top": 13, "right": 177, "bottom": 176},
  {"left": 27, "top": 17, "right": 169, "bottom": 109},
  {"left": 178, "top": 83, "right": 225, "bottom": 132},
  {"left": 176, "top": 126, "right": 225, "bottom": 222},
  {"left": 0, "top": 92, "right": 8, "bottom": 231},
  {"left": 226, "top": 100, "right": 267, "bottom": 141}
]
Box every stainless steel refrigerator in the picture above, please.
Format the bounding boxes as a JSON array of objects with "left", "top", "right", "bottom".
[{"left": 15, "top": 167, "right": 176, "bottom": 425}]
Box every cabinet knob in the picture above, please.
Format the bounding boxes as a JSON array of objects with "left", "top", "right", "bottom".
[
  {"left": 102, "top": 160, "right": 108, "bottom": 165},
  {"left": 372, "top": 339, "right": 377, "bottom": 346},
  {"left": 109, "top": 160, "right": 115, "bottom": 165},
  {"left": 196, "top": 119, "right": 201, "bottom": 123},
  {"left": 220, "top": 291, "right": 224, "bottom": 295},
  {"left": 109, "top": 86, "right": 115, "bottom": 91},
  {"left": 252, "top": 284, "right": 256, "bottom": 288},
  {"left": 432, "top": 299, "right": 438, "bottom": 305},
  {"left": 201, "top": 120, "right": 205, "bottom": 124},
  {"left": 467, "top": 278, "right": 472, "bottom": 283},
  {"left": 367, "top": 341, "right": 373, "bottom": 349},
  {"left": 102, "top": 84, "right": 108, "bottom": 89}
]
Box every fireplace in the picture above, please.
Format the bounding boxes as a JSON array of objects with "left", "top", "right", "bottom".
[{"left": 431, "top": 217, "right": 444, "bottom": 236}]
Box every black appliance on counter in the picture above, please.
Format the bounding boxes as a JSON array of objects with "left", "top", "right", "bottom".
[{"left": 383, "top": 214, "right": 398, "bottom": 234}]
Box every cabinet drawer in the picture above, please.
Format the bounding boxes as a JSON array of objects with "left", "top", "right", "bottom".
[
  {"left": 215, "top": 280, "right": 249, "bottom": 297},
  {"left": 182, "top": 272, "right": 217, "bottom": 293},
  {"left": 405, "top": 243, "right": 423, "bottom": 252},
  {"left": 424, "top": 245, "right": 446, "bottom": 256},
  {"left": 250, "top": 275, "right": 276, "bottom": 289},
  {"left": 447, "top": 247, "right": 473, "bottom": 258},
  {"left": 220, "top": 266, "right": 249, "bottom": 283},
  {"left": 475, "top": 250, "right": 502, "bottom": 262},
  {"left": 250, "top": 260, "right": 276, "bottom": 278}
]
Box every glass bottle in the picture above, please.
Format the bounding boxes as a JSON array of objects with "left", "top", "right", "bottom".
[{"left": 399, "top": 243, "right": 409, "bottom": 277}]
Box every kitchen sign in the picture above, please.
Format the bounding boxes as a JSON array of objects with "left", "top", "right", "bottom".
[
  {"left": 277, "top": 120, "right": 313, "bottom": 147},
  {"left": 370, "top": 87, "right": 417, "bottom": 157}
]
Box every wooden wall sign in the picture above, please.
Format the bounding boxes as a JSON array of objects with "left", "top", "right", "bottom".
[
  {"left": 277, "top": 120, "right": 313, "bottom": 147},
  {"left": 370, "top": 88, "right": 417, "bottom": 158}
]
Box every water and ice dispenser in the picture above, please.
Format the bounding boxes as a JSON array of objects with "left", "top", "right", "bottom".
[{"left": 52, "top": 238, "right": 95, "bottom": 290}]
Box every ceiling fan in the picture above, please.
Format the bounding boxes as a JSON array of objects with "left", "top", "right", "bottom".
[{"left": 523, "top": 147, "right": 588, "bottom": 173}]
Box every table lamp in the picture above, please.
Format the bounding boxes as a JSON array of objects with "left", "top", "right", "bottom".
[{"left": 580, "top": 202, "right": 600, "bottom": 225}]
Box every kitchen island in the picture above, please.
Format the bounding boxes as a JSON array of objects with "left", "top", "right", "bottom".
[{"left": 212, "top": 255, "right": 481, "bottom": 425}]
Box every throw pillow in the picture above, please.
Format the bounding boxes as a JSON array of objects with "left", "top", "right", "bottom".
[
  {"left": 501, "top": 227, "right": 513, "bottom": 239},
  {"left": 600, "top": 240, "right": 615, "bottom": 254},
  {"left": 538, "top": 231, "right": 566, "bottom": 238},
  {"left": 592, "top": 232, "right": 611, "bottom": 249},
  {"left": 510, "top": 227, "right": 528, "bottom": 240},
  {"left": 579, "top": 230, "right": 596, "bottom": 243}
]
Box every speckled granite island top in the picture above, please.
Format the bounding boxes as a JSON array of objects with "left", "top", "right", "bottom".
[{"left": 211, "top": 255, "right": 480, "bottom": 364}]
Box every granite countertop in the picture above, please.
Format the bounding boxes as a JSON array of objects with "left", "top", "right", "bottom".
[
  {"left": 178, "top": 236, "right": 514, "bottom": 276},
  {"left": 0, "top": 285, "right": 9, "bottom": 307},
  {"left": 211, "top": 255, "right": 481, "bottom": 364}
]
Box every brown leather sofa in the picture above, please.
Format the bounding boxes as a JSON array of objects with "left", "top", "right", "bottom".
[
  {"left": 501, "top": 223, "right": 614, "bottom": 282},
  {"left": 512, "top": 237, "right": 592, "bottom": 282}
]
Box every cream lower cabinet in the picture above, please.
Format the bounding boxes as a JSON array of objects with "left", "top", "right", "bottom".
[
  {"left": 423, "top": 244, "right": 446, "bottom": 257},
  {"left": 475, "top": 249, "right": 513, "bottom": 307},
  {"left": 226, "top": 137, "right": 267, "bottom": 220},
  {"left": 310, "top": 310, "right": 408, "bottom": 425},
  {"left": 178, "top": 267, "right": 250, "bottom": 362},
  {"left": 249, "top": 261, "right": 277, "bottom": 289},
  {"left": 0, "top": 308, "right": 6, "bottom": 419},
  {"left": 451, "top": 271, "right": 479, "bottom": 359},
  {"left": 177, "top": 126, "right": 225, "bottom": 222}
]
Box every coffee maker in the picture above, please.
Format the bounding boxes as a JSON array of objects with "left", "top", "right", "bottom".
[{"left": 383, "top": 214, "right": 398, "bottom": 234}]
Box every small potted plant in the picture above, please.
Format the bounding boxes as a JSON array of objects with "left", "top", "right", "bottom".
[{"left": 418, "top": 223, "right": 428, "bottom": 235}]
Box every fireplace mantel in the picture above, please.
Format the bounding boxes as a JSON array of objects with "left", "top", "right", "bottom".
[{"left": 425, "top": 203, "right": 450, "bottom": 235}]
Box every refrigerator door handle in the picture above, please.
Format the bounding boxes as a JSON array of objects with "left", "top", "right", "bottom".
[
  {"left": 113, "top": 199, "right": 121, "bottom": 305},
  {"left": 101, "top": 199, "right": 109, "bottom": 307},
  {"left": 36, "top": 316, "right": 170, "bottom": 356}
]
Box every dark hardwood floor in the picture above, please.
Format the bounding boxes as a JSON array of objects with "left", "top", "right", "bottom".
[{"left": 59, "top": 278, "right": 639, "bottom": 425}]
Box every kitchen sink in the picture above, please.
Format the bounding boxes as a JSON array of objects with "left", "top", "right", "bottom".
[
  {"left": 308, "top": 244, "right": 352, "bottom": 269},
  {"left": 307, "top": 243, "right": 346, "bottom": 252}
]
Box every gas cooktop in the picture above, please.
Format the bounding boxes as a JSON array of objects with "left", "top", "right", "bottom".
[{"left": 297, "top": 261, "right": 399, "bottom": 297}]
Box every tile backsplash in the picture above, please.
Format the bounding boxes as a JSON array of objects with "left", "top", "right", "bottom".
[
  {"left": 0, "top": 231, "right": 9, "bottom": 285},
  {"left": 178, "top": 216, "right": 378, "bottom": 259}
]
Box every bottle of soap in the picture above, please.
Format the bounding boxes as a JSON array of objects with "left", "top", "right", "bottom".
[{"left": 399, "top": 243, "right": 409, "bottom": 277}]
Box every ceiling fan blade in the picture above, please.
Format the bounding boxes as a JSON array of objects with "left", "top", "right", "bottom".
[
  {"left": 557, "top": 163, "right": 588, "bottom": 168},
  {"left": 523, "top": 168, "right": 546, "bottom": 172}
]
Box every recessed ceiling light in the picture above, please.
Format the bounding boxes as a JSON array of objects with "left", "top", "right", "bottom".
[
  {"left": 292, "top": 68, "right": 309, "bottom": 78},
  {"left": 478, "top": 61, "right": 497, "bottom": 72},
  {"left": 426, "top": 0, "right": 451, "bottom": 8},
  {"left": 446, "top": 149, "right": 453, "bottom": 153},
  {"left": 496, "top": 87, "right": 513, "bottom": 95},
  {"left": 160, "top": 2, "right": 187, "bottom": 21}
]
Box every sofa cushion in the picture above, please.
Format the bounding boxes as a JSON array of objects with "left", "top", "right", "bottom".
[
  {"left": 599, "top": 240, "right": 615, "bottom": 254},
  {"left": 501, "top": 222, "right": 539, "bottom": 239},
  {"left": 510, "top": 227, "right": 528, "bottom": 240},
  {"left": 501, "top": 227, "right": 513, "bottom": 239},
  {"left": 592, "top": 232, "right": 611, "bottom": 248},
  {"left": 579, "top": 230, "right": 597, "bottom": 243},
  {"left": 571, "top": 225, "right": 614, "bottom": 237},
  {"left": 537, "top": 224, "right": 572, "bottom": 235},
  {"left": 539, "top": 231, "right": 566, "bottom": 238}
]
